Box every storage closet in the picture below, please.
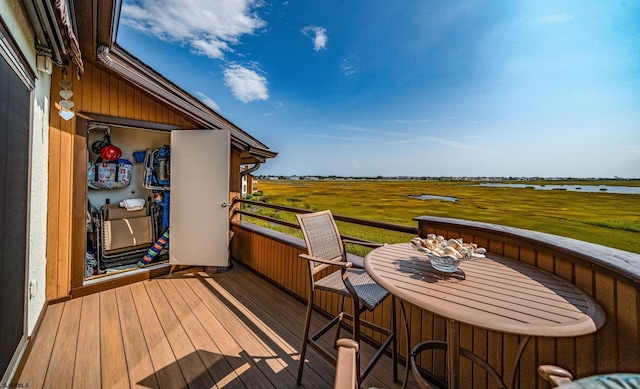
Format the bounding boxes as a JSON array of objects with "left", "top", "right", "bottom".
[
  {"left": 84, "top": 126, "right": 231, "bottom": 282},
  {"left": 85, "top": 125, "right": 171, "bottom": 279}
]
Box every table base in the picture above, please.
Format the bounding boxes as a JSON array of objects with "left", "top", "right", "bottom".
[{"left": 410, "top": 340, "right": 506, "bottom": 389}]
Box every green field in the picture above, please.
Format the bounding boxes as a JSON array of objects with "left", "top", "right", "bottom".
[{"left": 250, "top": 179, "right": 640, "bottom": 254}]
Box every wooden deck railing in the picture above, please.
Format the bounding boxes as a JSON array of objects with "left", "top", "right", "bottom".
[{"left": 229, "top": 199, "right": 640, "bottom": 389}]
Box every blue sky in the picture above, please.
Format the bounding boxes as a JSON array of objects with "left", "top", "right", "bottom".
[{"left": 117, "top": 1, "right": 640, "bottom": 178}]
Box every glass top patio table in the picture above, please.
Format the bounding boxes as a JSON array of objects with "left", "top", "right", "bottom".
[{"left": 364, "top": 243, "right": 606, "bottom": 389}]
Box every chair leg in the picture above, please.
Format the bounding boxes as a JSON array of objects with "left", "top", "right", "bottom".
[
  {"left": 334, "top": 295, "right": 346, "bottom": 347},
  {"left": 353, "top": 304, "right": 362, "bottom": 387},
  {"left": 392, "top": 295, "right": 398, "bottom": 383},
  {"left": 297, "top": 291, "right": 315, "bottom": 385}
]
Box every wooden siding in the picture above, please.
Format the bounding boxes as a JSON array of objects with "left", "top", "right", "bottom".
[
  {"left": 230, "top": 220, "right": 640, "bottom": 389},
  {"left": 230, "top": 146, "right": 242, "bottom": 216}
]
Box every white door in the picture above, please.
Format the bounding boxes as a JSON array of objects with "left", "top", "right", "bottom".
[{"left": 170, "top": 129, "right": 230, "bottom": 266}]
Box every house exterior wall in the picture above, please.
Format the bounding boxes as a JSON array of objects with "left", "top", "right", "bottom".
[
  {"left": 27, "top": 45, "right": 50, "bottom": 337},
  {"left": 248, "top": 174, "right": 256, "bottom": 194},
  {"left": 46, "top": 62, "right": 196, "bottom": 299},
  {"left": 46, "top": 61, "right": 244, "bottom": 299},
  {"left": 241, "top": 174, "right": 248, "bottom": 196},
  {"left": 0, "top": 0, "right": 51, "bottom": 336}
]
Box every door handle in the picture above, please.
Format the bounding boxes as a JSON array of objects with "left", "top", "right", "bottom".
[{"left": 221, "top": 202, "right": 229, "bottom": 208}]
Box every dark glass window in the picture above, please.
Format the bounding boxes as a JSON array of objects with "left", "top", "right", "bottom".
[{"left": 0, "top": 47, "right": 30, "bottom": 379}]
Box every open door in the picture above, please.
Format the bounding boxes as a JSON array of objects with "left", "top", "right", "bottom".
[{"left": 169, "top": 129, "right": 230, "bottom": 266}]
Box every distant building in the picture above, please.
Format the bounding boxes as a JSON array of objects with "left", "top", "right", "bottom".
[{"left": 241, "top": 166, "right": 258, "bottom": 197}]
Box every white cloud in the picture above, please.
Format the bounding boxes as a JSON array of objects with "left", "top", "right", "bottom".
[
  {"left": 223, "top": 64, "right": 269, "bottom": 102},
  {"left": 397, "top": 116, "right": 455, "bottom": 124},
  {"left": 193, "top": 91, "right": 220, "bottom": 110},
  {"left": 328, "top": 123, "right": 412, "bottom": 137},
  {"left": 302, "top": 26, "right": 328, "bottom": 51},
  {"left": 386, "top": 136, "right": 475, "bottom": 149},
  {"left": 302, "top": 134, "right": 380, "bottom": 142},
  {"left": 121, "top": 0, "right": 266, "bottom": 59},
  {"left": 191, "top": 39, "right": 231, "bottom": 59},
  {"left": 340, "top": 59, "right": 356, "bottom": 75},
  {"left": 397, "top": 118, "right": 434, "bottom": 124},
  {"left": 539, "top": 14, "right": 574, "bottom": 24}
]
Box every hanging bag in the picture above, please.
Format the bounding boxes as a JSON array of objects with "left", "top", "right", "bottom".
[{"left": 88, "top": 159, "right": 133, "bottom": 189}]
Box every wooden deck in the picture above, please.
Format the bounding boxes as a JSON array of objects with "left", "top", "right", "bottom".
[{"left": 13, "top": 263, "right": 413, "bottom": 389}]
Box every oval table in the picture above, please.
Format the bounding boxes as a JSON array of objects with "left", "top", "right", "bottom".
[{"left": 364, "top": 243, "right": 606, "bottom": 389}]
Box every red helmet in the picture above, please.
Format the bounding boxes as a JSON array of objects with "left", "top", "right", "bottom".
[{"left": 99, "top": 144, "right": 122, "bottom": 161}]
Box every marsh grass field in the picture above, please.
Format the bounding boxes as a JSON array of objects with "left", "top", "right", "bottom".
[{"left": 249, "top": 179, "right": 640, "bottom": 254}]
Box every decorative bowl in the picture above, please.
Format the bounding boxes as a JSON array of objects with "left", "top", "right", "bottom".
[
  {"left": 410, "top": 235, "right": 486, "bottom": 273},
  {"left": 423, "top": 252, "right": 463, "bottom": 273}
]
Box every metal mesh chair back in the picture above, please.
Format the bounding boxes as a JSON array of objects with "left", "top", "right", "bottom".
[{"left": 297, "top": 211, "right": 343, "bottom": 268}]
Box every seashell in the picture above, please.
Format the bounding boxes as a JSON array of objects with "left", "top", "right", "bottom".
[
  {"left": 442, "top": 246, "right": 460, "bottom": 258},
  {"left": 475, "top": 247, "right": 486, "bottom": 254},
  {"left": 436, "top": 235, "right": 445, "bottom": 244},
  {"left": 459, "top": 247, "right": 473, "bottom": 259},
  {"left": 446, "top": 238, "right": 463, "bottom": 250},
  {"left": 444, "top": 246, "right": 461, "bottom": 258},
  {"left": 410, "top": 238, "right": 424, "bottom": 249},
  {"left": 427, "top": 234, "right": 436, "bottom": 240}
]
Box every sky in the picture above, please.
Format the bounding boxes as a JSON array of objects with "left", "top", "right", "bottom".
[{"left": 117, "top": 0, "right": 640, "bottom": 178}]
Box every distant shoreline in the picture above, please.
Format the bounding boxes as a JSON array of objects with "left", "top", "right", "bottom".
[{"left": 256, "top": 175, "right": 640, "bottom": 183}]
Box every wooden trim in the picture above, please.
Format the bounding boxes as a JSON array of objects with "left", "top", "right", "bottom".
[
  {"left": 70, "top": 119, "right": 87, "bottom": 290},
  {"left": 236, "top": 199, "right": 419, "bottom": 235},
  {"left": 48, "top": 295, "right": 72, "bottom": 305},
  {"left": 9, "top": 301, "right": 51, "bottom": 382},
  {"left": 415, "top": 216, "right": 640, "bottom": 288},
  {"left": 78, "top": 112, "right": 181, "bottom": 132},
  {"left": 0, "top": 15, "right": 36, "bottom": 88},
  {"left": 70, "top": 265, "right": 173, "bottom": 298},
  {"left": 232, "top": 220, "right": 305, "bottom": 249}
]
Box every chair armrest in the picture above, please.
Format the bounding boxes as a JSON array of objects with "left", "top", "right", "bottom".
[
  {"left": 300, "top": 254, "right": 361, "bottom": 306},
  {"left": 335, "top": 339, "right": 359, "bottom": 389},
  {"left": 538, "top": 365, "right": 573, "bottom": 387},
  {"left": 341, "top": 240, "right": 384, "bottom": 269},
  {"left": 299, "top": 253, "right": 353, "bottom": 269},
  {"left": 342, "top": 239, "right": 384, "bottom": 248},
  {"left": 336, "top": 338, "right": 359, "bottom": 351}
]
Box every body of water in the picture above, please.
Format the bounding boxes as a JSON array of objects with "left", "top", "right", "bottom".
[
  {"left": 474, "top": 183, "right": 640, "bottom": 194},
  {"left": 409, "top": 194, "right": 458, "bottom": 202}
]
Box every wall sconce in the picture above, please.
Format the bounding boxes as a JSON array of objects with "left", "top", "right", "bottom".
[{"left": 58, "top": 68, "right": 75, "bottom": 121}]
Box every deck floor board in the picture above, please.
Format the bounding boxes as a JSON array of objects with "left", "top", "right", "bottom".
[
  {"left": 73, "top": 293, "right": 101, "bottom": 388},
  {"left": 13, "top": 262, "right": 411, "bottom": 389}
]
